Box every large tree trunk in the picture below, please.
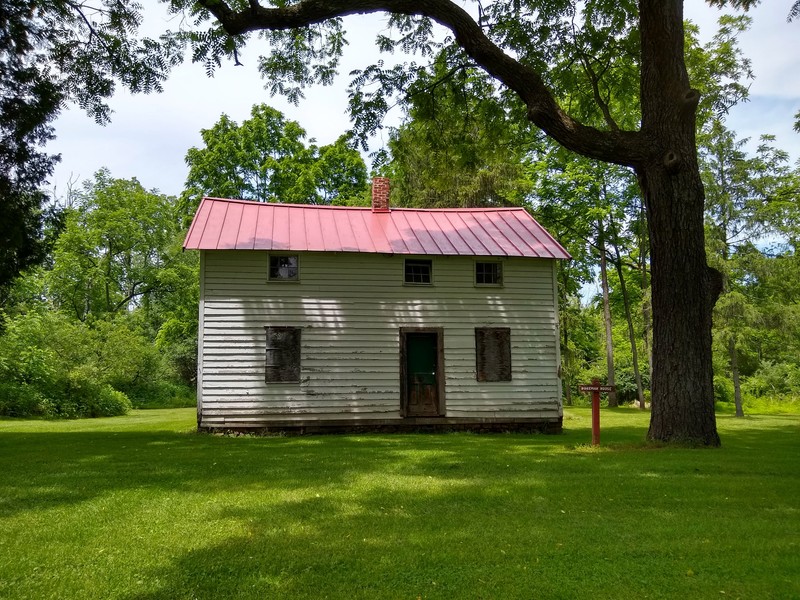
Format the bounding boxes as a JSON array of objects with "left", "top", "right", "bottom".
[
  {"left": 638, "top": 0, "right": 721, "bottom": 445},
  {"left": 638, "top": 164, "right": 721, "bottom": 444}
]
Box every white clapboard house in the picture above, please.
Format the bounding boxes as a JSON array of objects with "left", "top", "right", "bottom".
[{"left": 183, "top": 178, "right": 570, "bottom": 432}]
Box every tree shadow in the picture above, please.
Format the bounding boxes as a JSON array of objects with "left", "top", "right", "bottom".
[
  {"left": 0, "top": 428, "right": 570, "bottom": 519},
  {"left": 2, "top": 415, "right": 798, "bottom": 598},
  {"left": 4, "top": 413, "right": 795, "bottom": 518},
  {"left": 116, "top": 418, "right": 800, "bottom": 599}
]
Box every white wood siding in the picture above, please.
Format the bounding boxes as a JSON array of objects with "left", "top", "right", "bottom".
[{"left": 198, "top": 251, "right": 562, "bottom": 428}]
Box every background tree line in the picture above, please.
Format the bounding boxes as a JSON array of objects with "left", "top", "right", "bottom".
[
  {"left": 0, "top": 108, "right": 370, "bottom": 418},
  {"left": 3, "top": 83, "right": 798, "bottom": 419}
]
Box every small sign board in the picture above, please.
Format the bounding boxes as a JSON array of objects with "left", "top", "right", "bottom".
[{"left": 578, "top": 384, "right": 616, "bottom": 393}]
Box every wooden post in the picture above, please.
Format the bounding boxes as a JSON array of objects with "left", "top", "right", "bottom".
[
  {"left": 591, "top": 377, "right": 601, "bottom": 446},
  {"left": 578, "top": 379, "right": 615, "bottom": 447}
]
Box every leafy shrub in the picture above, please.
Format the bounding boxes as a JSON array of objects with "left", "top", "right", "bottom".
[
  {"left": 613, "top": 366, "right": 650, "bottom": 405},
  {"left": 0, "top": 375, "right": 131, "bottom": 419},
  {"left": 742, "top": 362, "right": 800, "bottom": 398},
  {"left": 161, "top": 339, "right": 198, "bottom": 389},
  {"left": 156, "top": 319, "right": 198, "bottom": 388},
  {"left": 0, "top": 311, "right": 143, "bottom": 418},
  {"left": 118, "top": 380, "right": 195, "bottom": 409},
  {"left": 0, "top": 382, "right": 49, "bottom": 417},
  {"left": 88, "top": 385, "right": 132, "bottom": 417},
  {"left": 60, "top": 371, "right": 132, "bottom": 417},
  {"left": 714, "top": 375, "right": 735, "bottom": 404}
]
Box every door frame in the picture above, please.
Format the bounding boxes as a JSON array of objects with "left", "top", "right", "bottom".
[{"left": 399, "top": 327, "right": 445, "bottom": 418}]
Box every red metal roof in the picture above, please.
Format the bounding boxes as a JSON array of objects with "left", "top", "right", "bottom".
[{"left": 183, "top": 197, "right": 570, "bottom": 259}]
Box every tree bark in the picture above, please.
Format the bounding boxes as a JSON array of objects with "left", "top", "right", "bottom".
[
  {"left": 598, "top": 219, "right": 617, "bottom": 407},
  {"left": 638, "top": 159, "right": 721, "bottom": 443},
  {"left": 639, "top": 0, "right": 721, "bottom": 445}
]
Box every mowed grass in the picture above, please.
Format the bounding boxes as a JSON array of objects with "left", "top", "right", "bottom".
[{"left": 0, "top": 409, "right": 798, "bottom": 600}]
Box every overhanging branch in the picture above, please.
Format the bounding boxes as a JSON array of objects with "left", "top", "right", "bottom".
[{"left": 194, "top": 0, "right": 647, "bottom": 167}]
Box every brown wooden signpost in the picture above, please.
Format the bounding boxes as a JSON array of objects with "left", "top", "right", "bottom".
[{"left": 578, "top": 378, "right": 616, "bottom": 446}]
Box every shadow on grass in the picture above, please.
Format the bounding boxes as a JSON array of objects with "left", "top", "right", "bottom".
[
  {"left": 2, "top": 413, "right": 797, "bottom": 518},
  {"left": 1, "top": 413, "right": 799, "bottom": 598},
  {"left": 0, "top": 429, "right": 560, "bottom": 518},
  {"left": 112, "top": 421, "right": 799, "bottom": 599}
]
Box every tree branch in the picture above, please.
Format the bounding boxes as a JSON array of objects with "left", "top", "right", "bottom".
[
  {"left": 579, "top": 55, "right": 620, "bottom": 132},
  {"left": 195, "top": 0, "right": 647, "bottom": 167},
  {"left": 113, "top": 281, "right": 162, "bottom": 312},
  {"left": 64, "top": 0, "right": 109, "bottom": 50}
]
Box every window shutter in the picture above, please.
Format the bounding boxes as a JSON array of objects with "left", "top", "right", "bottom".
[
  {"left": 265, "top": 327, "right": 301, "bottom": 383},
  {"left": 475, "top": 328, "right": 512, "bottom": 382}
]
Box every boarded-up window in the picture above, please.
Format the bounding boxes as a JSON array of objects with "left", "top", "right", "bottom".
[
  {"left": 265, "top": 327, "right": 301, "bottom": 383},
  {"left": 475, "top": 327, "right": 512, "bottom": 382}
]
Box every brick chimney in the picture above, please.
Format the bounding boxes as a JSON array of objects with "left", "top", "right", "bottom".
[{"left": 371, "top": 177, "right": 390, "bottom": 213}]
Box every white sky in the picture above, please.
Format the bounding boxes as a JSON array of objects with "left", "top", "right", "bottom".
[{"left": 48, "top": 2, "right": 799, "bottom": 198}]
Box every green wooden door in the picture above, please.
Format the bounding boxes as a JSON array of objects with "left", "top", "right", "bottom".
[{"left": 405, "top": 332, "right": 440, "bottom": 417}]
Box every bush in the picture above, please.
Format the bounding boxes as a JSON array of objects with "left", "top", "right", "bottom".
[
  {"left": 613, "top": 366, "right": 651, "bottom": 405},
  {"left": 88, "top": 385, "right": 132, "bottom": 417},
  {"left": 0, "top": 375, "right": 131, "bottom": 419},
  {"left": 714, "top": 375, "right": 735, "bottom": 404},
  {"left": 0, "top": 382, "right": 50, "bottom": 418},
  {"left": 60, "top": 372, "right": 132, "bottom": 418},
  {"left": 0, "top": 311, "right": 140, "bottom": 419},
  {"left": 118, "top": 380, "right": 196, "bottom": 409},
  {"left": 161, "top": 339, "right": 198, "bottom": 389},
  {"left": 0, "top": 305, "right": 197, "bottom": 419},
  {"left": 742, "top": 362, "right": 800, "bottom": 398}
]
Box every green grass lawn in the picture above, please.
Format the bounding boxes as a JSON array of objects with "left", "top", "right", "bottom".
[{"left": 1, "top": 408, "right": 798, "bottom": 599}]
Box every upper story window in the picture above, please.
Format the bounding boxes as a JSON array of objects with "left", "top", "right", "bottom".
[
  {"left": 269, "top": 255, "right": 299, "bottom": 281},
  {"left": 404, "top": 259, "right": 433, "bottom": 285},
  {"left": 475, "top": 261, "right": 503, "bottom": 286}
]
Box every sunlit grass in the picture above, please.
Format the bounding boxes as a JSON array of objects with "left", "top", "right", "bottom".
[{"left": 1, "top": 408, "right": 798, "bottom": 599}]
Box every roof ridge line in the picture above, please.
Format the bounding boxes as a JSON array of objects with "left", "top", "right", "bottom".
[{"left": 201, "top": 197, "right": 526, "bottom": 212}]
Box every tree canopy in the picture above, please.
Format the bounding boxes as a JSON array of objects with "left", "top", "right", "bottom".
[
  {"left": 0, "top": 1, "right": 62, "bottom": 295},
  {"left": 182, "top": 104, "right": 368, "bottom": 213},
  {"left": 382, "top": 50, "right": 536, "bottom": 208},
  {"left": 0, "top": 0, "right": 181, "bottom": 293},
  {"left": 48, "top": 170, "right": 183, "bottom": 322}
]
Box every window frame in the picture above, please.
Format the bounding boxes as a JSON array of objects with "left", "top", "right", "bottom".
[
  {"left": 474, "top": 260, "right": 504, "bottom": 287},
  {"left": 264, "top": 326, "right": 302, "bottom": 383},
  {"left": 475, "top": 327, "right": 512, "bottom": 382},
  {"left": 268, "top": 254, "right": 300, "bottom": 282},
  {"left": 404, "top": 258, "right": 434, "bottom": 286}
]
